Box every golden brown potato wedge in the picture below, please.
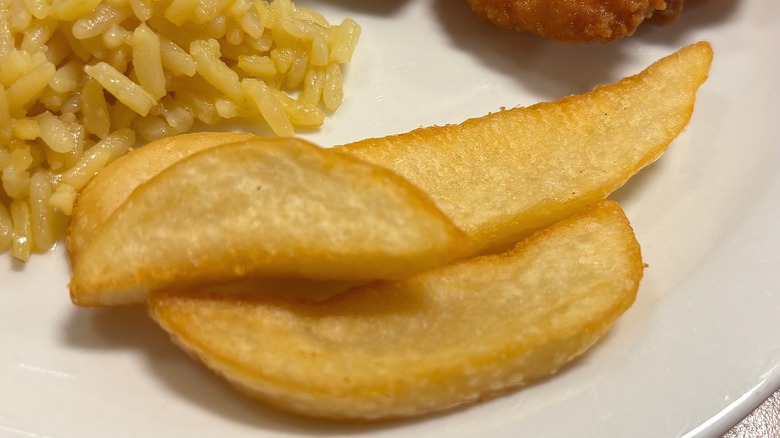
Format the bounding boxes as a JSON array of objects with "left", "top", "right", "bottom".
[
  {"left": 340, "top": 42, "right": 712, "bottom": 253},
  {"left": 70, "top": 138, "right": 468, "bottom": 306},
  {"left": 67, "top": 131, "right": 256, "bottom": 265},
  {"left": 149, "top": 200, "right": 643, "bottom": 420},
  {"left": 67, "top": 43, "right": 711, "bottom": 268}
]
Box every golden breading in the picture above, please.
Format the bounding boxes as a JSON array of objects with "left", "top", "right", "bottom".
[{"left": 466, "top": 0, "right": 684, "bottom": 42}]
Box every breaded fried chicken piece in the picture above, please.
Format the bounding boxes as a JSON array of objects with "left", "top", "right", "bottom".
[{"left": 466, "top": 0, "right": 684, "bottom": 43}]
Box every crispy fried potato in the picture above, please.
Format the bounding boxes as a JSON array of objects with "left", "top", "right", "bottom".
[
  {"left": 67, "top": 132, "right": 256, "bottom": 265},
  {"left": 340, "top": 42, "right": 712, "bottom": 254},
  {"left": 67, "top": 43, "right": 711, "bottom": 269},
  {"left": 149, "top": 200, "right": 642, "bottom": 419},
  {"left": 70, "top": 138, "right": 469, "bottom": 306}
]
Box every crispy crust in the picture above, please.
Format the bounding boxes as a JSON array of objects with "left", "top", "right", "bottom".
[
  {"left": 466, "top": 0, "right": 684, "bottom": 42},
  {"left": 148, "top": 200, "right": 644, "bottom": 419},
  {"left": 340, "top": 42, "right": 712, "bottom": 253}
]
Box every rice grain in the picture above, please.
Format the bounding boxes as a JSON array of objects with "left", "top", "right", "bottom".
[{"left": 0, "top": 0, "right": 360, "bottom": 260}]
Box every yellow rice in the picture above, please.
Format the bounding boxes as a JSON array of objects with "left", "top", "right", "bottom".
[{"left": 0, "top": 0, "right": 360, "bottom": 260}]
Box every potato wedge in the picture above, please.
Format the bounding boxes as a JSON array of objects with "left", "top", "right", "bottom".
[
  {"left": 67, "top": 131, "right": 256, "bottom": 265},
  {"left": 149, "top": 200, "right": 642, "bottom": 419},
  {"left": 70, "top": 138, "right": 468, "bottom": 306},
  {"left": 66, "top": 43, "right": 711, "bottom": 267},
  {"left": 340, "top": 42, "right": 712, "bottom": 253}
]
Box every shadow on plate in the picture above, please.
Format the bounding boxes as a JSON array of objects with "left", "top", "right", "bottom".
[
  {"left": 631, "top": 0, "right": 741, "bottom": 45},
  {"left": 300, "top": 0, "right": 411, "bottom": 17},
  {"left": 431, "top": 0, "right": 738, "bottom": 100},
  {"left": 609, "top": 150, "right": 674, "bottom": 209},
  {"left": 57, "top": 306, "right": 449, "bottom": 434},
  {"left": 58, "top": 301, "right": 629, "bottom": 435}
]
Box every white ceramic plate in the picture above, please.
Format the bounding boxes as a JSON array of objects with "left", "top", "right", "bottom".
[{"left": 2, "top": 1, "right": 779, "bottom": 437}]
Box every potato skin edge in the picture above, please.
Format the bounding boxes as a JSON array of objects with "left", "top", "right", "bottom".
[{"left": 148, "top": 200, "right": 644, "bottom": 420}]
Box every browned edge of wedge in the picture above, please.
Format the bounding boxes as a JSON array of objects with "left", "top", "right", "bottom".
[
  {"left": 67, "top": 132, "right": 257, "bottom": 266},
  {"left": 148, "top": 200, "right": 643, "bottom": 420}
]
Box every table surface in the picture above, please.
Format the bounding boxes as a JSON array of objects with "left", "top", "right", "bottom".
[{"left": 725, "top": 388, "right": 780, "bottom": 437}]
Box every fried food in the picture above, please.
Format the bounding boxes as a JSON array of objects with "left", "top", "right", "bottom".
[
  {"left": 149, "top": 201, "right": 643, "bottom": 419},
  {"left": 466, "top": 0, "right": 684, "bottom": 43},
  {"left": 0, "top": 0, "right": 361, "bottom": 262},
  {"left": 341, "top": 41, "right": 711, "bottom": 254},
  {"left": 68, "top": 43, "right": 711, "bottom": 270},
  {"left": 149, "top": 200, "right": 643, "bottom": 419},
  {"left": 70, "top": 137, "right": 468, "bottom": 306},
  {"left": 66, "top": 41, "right": 714, "bottom": 421},
  {"left": 67, "top": 132, "right": 255, "bottom": 266},
  {"left": 68, "top": 42, "right": 710, "bottom": 307}
]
